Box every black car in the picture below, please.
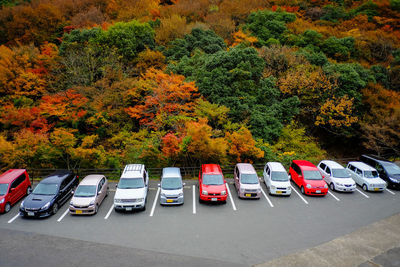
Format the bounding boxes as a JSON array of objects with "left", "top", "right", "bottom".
[
  {"left": 20, "top": 170, "right": 78, "bottom": 218},
  {"left": 360, "top": 154, "right": 400, "bottom": 189}
]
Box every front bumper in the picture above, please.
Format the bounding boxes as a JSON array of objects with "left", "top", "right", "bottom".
[
  {"left": 20, "top": 207, "right": 52, "bottom": 218},
  {"left": 304, "top": 188, "right": 328, "bottom": 196},
  {"left": 160, "top": 195, "right": 184, "bottom": 205},
  {"left": 114, "top": 201, "right": 145, "bottom": 211},
  {"left": 69, "top": 205, "right": 96, "bottom": 215},
  {"left": 238, "top": 191, "right": 261, "bottom": 198},
  {"left": 200, "top": 194, "right": 227, "bottom": 202},
  {"left": 367, "top": 186, "right": 385, "bottom": 192},
  {"left": 269, "top": 187, "right": 291, "bottom": 196},
  {"left": 334, "top": 184, "right": 356, "bottom": 192}
]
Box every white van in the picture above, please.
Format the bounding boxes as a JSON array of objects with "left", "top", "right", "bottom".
[
  {"left": 159, "top": 167, "right": 184, "bottom": 205},
  {"left": 234, "top": 163, "right": 261, "bottom": 199},
  {"left": 317, "top": 160, "right": 356, "bottom": 192},
  {"left": 346, "top": 161, "right": 386, "bottom": 192},
  {"left": 263, "top": 162, "right": 291, "bottom": 196},
  {"left": 114, "top": 164, "right": 149, "bottom": 211}
]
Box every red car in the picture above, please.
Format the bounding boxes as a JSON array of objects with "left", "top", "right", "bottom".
[
  {"left": 0, "top": 169, "right": 32, "bottom": 213},
  {"left": 289, "top": 160, "right": 328, "bottom": 196},
  {"left": 199, "top": 164, "right": 228, "bottom": 202}
]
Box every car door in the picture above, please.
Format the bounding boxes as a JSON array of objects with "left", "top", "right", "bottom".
[
  {"left": 98, "top": 177, "right": 107, "bottom": 204},
  {"left": 375, "top": 163, "right": 387, "bottom": 181},
  {"left": 8, "top": 179, "right": 19, "bottom": 205},
  {"left": 234, "top": 166, "right": 240, "bottom": 191},
  {"left": 325, "top": 166, "right": 332, "bottom": 185},
  {"left": 318, "top": 163, "right": 328, "bottom": 183},
  {"left": 354, "top": 168, "right": 363, "bottom": 185},
  {"left": 290, "top": 163, "right": 297, "bottom": 185},
  {"left": 263, "top": 165, "right": 270, "bottom": 188},
  {"left": 13, "top": 174, "right": 25, "bottom": 202}
]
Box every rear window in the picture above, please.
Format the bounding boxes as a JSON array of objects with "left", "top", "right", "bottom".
[{"left": 0, "top": 183, "right": 8, "bottom": 195}]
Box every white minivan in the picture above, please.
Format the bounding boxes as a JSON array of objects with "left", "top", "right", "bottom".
[
  {"left": 263, "top": 162, "right": 291, "bottom": 196},
  {"left": 346, "top": 161, "right": 386, "bottom": 192},
  {"left": 114, "top": 164, "right": 149, "bottom": 211},
  {"left": 317, "top": 160, "right": 356, "bottom": 192},
  {"left": 234, "top": 163, "right": 261, "bottom": 199}
]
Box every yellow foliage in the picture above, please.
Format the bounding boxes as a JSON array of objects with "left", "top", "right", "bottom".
[
  {"left": 225, "top": 126, "right": 264, "bottom": 162},
  {"left": 315, "top": 96, "right": 358, "bottom": 128},
  {"left": 155, "top": 14, "right": 190, "bottom": 45},
  {"left": 231, "top": 29, "right": 258, "bottom": 47}
]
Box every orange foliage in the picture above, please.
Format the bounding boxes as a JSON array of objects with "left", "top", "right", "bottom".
[
  {"left": 225, "top": 127, "right": 264, "bottom": 162},
  {"left": 161, "top": 133, "right": 182, "bottom": 158},
  {"left": 135, "top": 49, "right": 166, "bottom": 74},
  {"left": 315, "top": 96, "right": 358, "bottom": 128},
  {"left": 231, "top": 29, "right": 258, "bottom": 47}
]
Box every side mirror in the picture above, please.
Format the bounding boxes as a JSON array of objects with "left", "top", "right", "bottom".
[
  {"left": 10, "top": 188, "right": 15, "bottom": 192},
  {"left": 115, "top": 184, "right": 118, "bottom": 188},
  {"left": 322, "top": 175, "right": 325, "bottom": 179},
  {"left": 224, "top": 180, "right": 227, "bottom": 184},
  {"left": 183, "top": 183, "right": 186, "bottom": 186},
  {"left": 71, "top": 191, "right": 74, "bottom": 195},
  {"left": 98, "top": 191, "right": 102, "bottom": 195},
  {"left": 157, "top": 183, "right": 160, "bottom": 187}
]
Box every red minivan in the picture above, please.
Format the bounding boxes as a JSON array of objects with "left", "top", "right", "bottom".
[
  {"left": 0, "top": 169, "right": 32, "bottom": 213},
  {"left": 199, "top": 164, "right": 228, "bottom": 202},
  {"left": 289, "top": 160, "right": 328, "bottom": 196}
]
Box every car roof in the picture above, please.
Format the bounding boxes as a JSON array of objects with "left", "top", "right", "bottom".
[
  {"left": 293, "top": 160, "right": 317, "bottom": 170},
  {"left": 320, "top": 160, "right": 344, "bottom": 169},
  {"left": 121, "top": 164, "right": 145, "bottom": 179},
  {"left": 41, "top": 170, "right": 73, "bottom": 184},
  {"left": 80, "top": 175, "right": 105, "bottom": 185},
  {"left": 361, "top": 154, "right": 393, "bottom": 164},
  {"left": 267, "top": 162, "right": 286, "bottom": 172},
  {"left": 202, "top": 164, "right": 222, "bottom": 174},
  {"left": 0, "top": 169, "right": 26, "bottom": 183},
  {"left": 162, "top": 167, "right": 181, "bottom": 178},
  {"left": 236, "top": 163, "right": 256, "bottom": 174},
  {"left": 348, "top": 161, "right": 376, "bottom": 171}
]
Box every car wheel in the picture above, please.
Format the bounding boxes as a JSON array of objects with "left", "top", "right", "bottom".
[
  {"left": 301, "top": 186, "right": 305, "bottom": 195},
  {"left": 142, "top": 205, "right": 146, "bottom": 211},
  {"left": 330, "top": 183, "right": 335, "bottom": 191},
  {"left": 106, "top": 187, "right": 109, "bottom": 197},
  {"left": 27, "top": 186, "right": 32, "bottom": 195},
  {"left": 94, "top": 204, "right": 98, "bottom": 214},
  {"left": 362, "top": 184, "right": 368, "bottom": 191},
  {"left": 4, "top": 202, "right": 11, "bottom": 213},
  {"left": 52, "top": 203, "right": 59, "bottom": 215}
]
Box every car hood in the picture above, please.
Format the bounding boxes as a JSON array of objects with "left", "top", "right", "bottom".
[
  {"left": 305, "top": 180, "right": 327, "bottom": 187},
  {"left": 270, "top": 180, "right": 291, "bottom": 187},
  {"left": 367, "top": 178, "right": 386, "bottom": 184},
  {"left": 23, "top": 193, "right": 54, "bottom": 209},
  {"left": 389, "top": 174, "right": 400, "bottom": 180},
  {"left": 332, "top": 178, "right": 355, "bottom": 185},
  {"left": 161, "top": 188, "right": 183, "bottom": 196},
  {"left": 114, "top": 188, "right": 146, "bottom": 199},
  {"left": 70, "top": 196, "right": 95, "bottom": 206},
  {"left": 240, "top": 183, "right": 261, "bottom": 190},
  {"left": 201, "top": 184, "right": 226, "bottom": 193}
]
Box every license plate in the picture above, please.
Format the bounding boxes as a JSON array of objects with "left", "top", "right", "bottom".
[
  {"left": 276, "top": 191, "right": 282, "bottom": 194},
  {"left": 167, "top": 199, "right": 173, "bottom": 203},
  {"left": 316, "top": 190, "right": 321, "bottom": 193},
  {"left": 126, "top": 207, "right": 132, "bottom": 211},
  {"left": 211, "top": 198, "right": 217, "bottom": 201},
  {"left": 374, "top": 188, "right": 379, "bottom": 191},
  {"left": 27, "top": 212, "right": 34, "bottom": 216},
  {"left": 76, "top": 210, "right": 82, "bottom": 214},
  {"left": 245, "top": 193, "right": 251, "bottom": 197}
]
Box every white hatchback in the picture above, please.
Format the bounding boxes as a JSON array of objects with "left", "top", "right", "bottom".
[
  {"left": 263, "top": 162, "right": 291, "bottom": 196},
  {"left": 346, "top": 161, "right": 387, "bottom": 192},
  {"left": 317, "top": 160, "right": 356, "bottom": 192}
]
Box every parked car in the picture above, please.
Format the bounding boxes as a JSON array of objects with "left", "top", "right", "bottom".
[
  {"left": 69, "top": 175, "right": 108, "bottom": 215},
  {"left": 20, "top": 170, "right": 78, "bottom": 218},
  {"left": 346, "top": 161, "right": 386, "bottom": 192},
  {"left": 360, "top": 154, "right": 400, "bottom": 189},
  {"left": 289, "top": 160, "right": 328, "bottom": 196},
  {"left": 263, "top": 162, "right": 291, "bottom": 196},
  {"left": 114, "top": 164, "right": 149, "bottom": 211},
  {"left": 317, "top": 160, "right": 356, "bottom": 192},
  {"left": 199, "top": 164, "right": 228, "bottom": 203},
  {"left": 234, "top": 163, "right": 261, "bottom": 199},
  {"left": 159, "top": 167, "right": 185, "bottom": 205},
  {"left": 0, "top": 169, "right": 32, "bottom": 213}
]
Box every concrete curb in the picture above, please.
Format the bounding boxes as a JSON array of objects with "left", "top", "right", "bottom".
[{"left": 255, "top": 213, "right": 400, "bottom": 267}]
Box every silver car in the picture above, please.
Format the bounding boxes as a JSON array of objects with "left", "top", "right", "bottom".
[
  {"left": 69, "top": 174, "right": 108, "bottom": 215},
  {"left": 159, "top": 167, "right": 184, "bottom": 205}
]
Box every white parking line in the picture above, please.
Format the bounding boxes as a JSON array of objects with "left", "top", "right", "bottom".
[
  {"left": 290, "top": 185, "right": 309, "bottom": 205},
  {"left": 192, "top": 185, "right": 196, "bottom": 214},
  {"left": 356, "top": 188, "right": 370, "bottom": 198},
  {"left": 226, "top": 184, "right": 237, "bottom": 211},
  {"left": 260, "top": 188, "right": 274, "bottom": 208},
  {"left": 57, "top": 207, "right": 70, "bottom": 222},
  {"left": 7, "top": 213, "right": 20, "bottom": 224},
  {"left": 149, "top": 187, "right": 160, "bottom": 217},
  {"left": 386, "top": 188, "right": 395, "bottom": 195},
  {"left": 104, "top": 204, "right": 114, "bottom": 219},
  {"left": 328, "top": 191, "right": 340, "bottom": 201}
]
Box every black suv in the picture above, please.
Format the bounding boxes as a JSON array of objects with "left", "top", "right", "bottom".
[
  {"left": 360, "top": 155, "right": 400, "bottom": 189},
  {"left": 20, "top": 170, "right": 79, "bottom": 218}
]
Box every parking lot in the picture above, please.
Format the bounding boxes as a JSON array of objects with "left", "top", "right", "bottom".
[{"left": 1, "top": 178, "right": 400, "bottom": 266}]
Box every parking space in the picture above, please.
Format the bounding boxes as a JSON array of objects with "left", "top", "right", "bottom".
[{"left": 1, "top": 179, "right": 400, "bottom": 266}]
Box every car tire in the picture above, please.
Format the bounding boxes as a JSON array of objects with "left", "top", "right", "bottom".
[
  {"left": 106, "top": 187, "right": 109, "bottom": 197},
  {"left": 27, "top": 186, "right": 32, "bottom": 195},
  {"left": 301, "top": 186, "right": 305, "bottom": 195},
  {"left": 95, "top": 204, "right": 98, "bottom": 214},
  {"left": 4, "top": 202, "right": 11, "bottom": 213},
  {"left": 52, "top": 203, "right": 59, "bottom": 215},
  {"left": 330, "top": 183, "right": 335, "bottom": 191},
  {"left": 362, "top": 184, "right": 368, "bottom": 191}
]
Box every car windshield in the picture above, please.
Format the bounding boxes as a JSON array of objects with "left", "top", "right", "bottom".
[
  {"left": 118, "top": 178, "right": 144, "bottom": 189},
  {"left": 203, "top": 174, "right": 224, "bottom": 185},
  {"left": 303, "top": 170, "right": 323, "bottom": 180},
  {"left": 74, "top": 185, "right": 96, "bottom": 197},
  {"left": 161, "top": 178, "right": 182, "bottom": 190},
  {"left": 332, "top": 169, "right": 351, "bottom": 178},
  {"left": 364, "top": 171, "right": 379, "bottom": 178},
  {"left": 271, "top": 171, "right": 289, "bottom": 181},
  {"left": 383, "top": 163, "right": 400, "bottom": 176},
  {"left": 240, "top": 174, "right": 259, "bottom": 184},
  {"left": 0, "top": 183, "right": 8, "bottom": 196},
  {"left": 33, "top": 183, "right": 58, "bottom": 195}
]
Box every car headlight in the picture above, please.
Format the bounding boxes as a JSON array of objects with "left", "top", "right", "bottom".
[
  {"left": 202, "top": 190, "right": 208, "bottom": 195},
  {"left": 41, "top": 202, "right": 51, "bottom": 210},
  {"left": 390, "top": 177, "right": 399, "bottom": 183},
  {"left": 221, "top": 190, "right": 226, "bottom": 195},
  {"left": 306, "top": 184, "right": 312, "bottom": 189},
  {"left": 137, "top": 198, "right": 144, "bottom": 202},
  {"left": 160, "top": 193, "right": 166, "bottom": 198},
  {"left": 337, "top": 183, "right": 343, "bottom": 186},
  {"left": 0, "top": 198, "right": 4, "bottom": 204},
  {"left": 257, "top": 188, "right": 261, "bottom": 193},
  {"left": 240, "top": 187, "right": 245, "bottom": 192},
  {"left": 114, "top": 198, "right": 121, "bottom": 203},
  {"left": 178, "top": 192, "right": 183, "bottom": 197},
  {"left": 270, "top": 185, "right": 276, "bottom": 190},
  {"left": 69, "top": 202, "right": 74, "bottom": 207},
  {"left": 324, "top": 184, "right": 328, "bottom": 188},
  {"left": 89, "top": 200, "right": 95, "bottom": 206}
]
